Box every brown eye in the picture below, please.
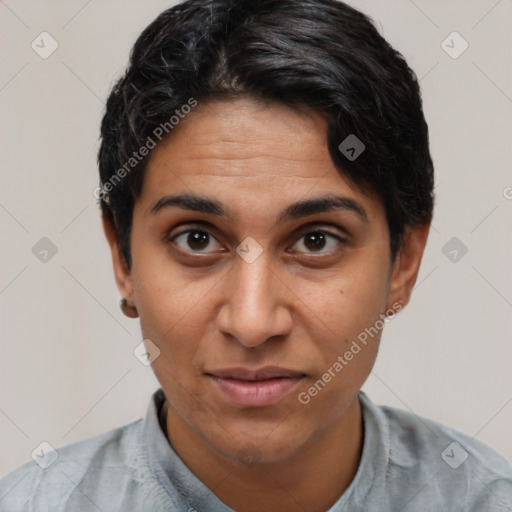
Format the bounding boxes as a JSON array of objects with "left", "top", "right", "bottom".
[
  {"left": 171, "top": 229, "right": 222, "bottom": 253},
  {"left": 291, "top": 231, "right": 344, "bottom": 254}
]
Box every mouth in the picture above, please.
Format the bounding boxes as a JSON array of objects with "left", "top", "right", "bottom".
[{"left": 205, "top": 366, "right": 306, "bottom": 407}]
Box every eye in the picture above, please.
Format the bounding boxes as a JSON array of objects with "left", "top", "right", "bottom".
[
  {"left": 168, "top": 227, "right": 345, "bottom": 256},
  {"left": 170, "top": 229, "right": 223, "bottom": 253},
  {"left": 290, "top": 230, "right": 344, "bottom": 254}
]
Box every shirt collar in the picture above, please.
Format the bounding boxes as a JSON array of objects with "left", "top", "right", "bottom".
[
  {"left": 143, "top": 388, "right": 389, "bottom": 511},
  {"left": 143, "top": 388, "right": 232, "bottom": 510}
]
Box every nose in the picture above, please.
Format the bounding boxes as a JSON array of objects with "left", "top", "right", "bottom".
[{"left": 216, "top": 250, "right": 293, "bottom": 349}]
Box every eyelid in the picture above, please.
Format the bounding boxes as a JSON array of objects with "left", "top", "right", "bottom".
[
  {"left": 293, "top": 222, "right": 347, "bottom": 239},
  {"left": 169, "top": 219, "right": 349, "bottom": 238},
  {"left": 168, "top": 227, "right": 224, "bottom": 253},
  {"left": 289, "top": 221, "right": 349, "bottom": 247},
  {"left": 167, "top": 222, "right": 348, "bottom": 255},
  {"left": 287, "top": 229, "right": 346, "bottom": 255}
]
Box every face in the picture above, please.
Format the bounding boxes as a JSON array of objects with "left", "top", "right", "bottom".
[{"left": 104, "top": 97, "right": 428, "bottom": 465}]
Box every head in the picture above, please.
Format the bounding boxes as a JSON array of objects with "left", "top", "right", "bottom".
[{"left": 99, "top": 0, "right": 434, "bottom": 465}]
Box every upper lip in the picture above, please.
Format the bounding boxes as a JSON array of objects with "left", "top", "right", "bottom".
[{"left": 206, "top": 366, "right": 305, "bottom": 381}]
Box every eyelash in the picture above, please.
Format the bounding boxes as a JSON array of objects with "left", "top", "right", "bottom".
[{"left": 167, "top": 226, "right": 346, "bottom": 256}]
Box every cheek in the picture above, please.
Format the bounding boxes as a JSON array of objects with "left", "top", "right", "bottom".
[
  {"left": 294, "top": 281, "right": 385, "bottom": 429},
  {"left": 301, "top": 258, "right": 390, "bottom": 346},
  {"left": 292, "top": 253, "right": 390, "bottom": 402},
  {"left": 130, "top": 251, "right": 209, "bottom": 376},
  {"left": 131, "top": 237, "right": 210, "bottom": 335}
]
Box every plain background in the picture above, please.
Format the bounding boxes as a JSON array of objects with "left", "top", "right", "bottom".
[{"left": 1, "top": 0, "right": 511, "bottom": 478}]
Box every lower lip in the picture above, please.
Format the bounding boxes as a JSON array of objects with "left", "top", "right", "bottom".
[{"left": 208, "top": 375, "right": 304, "bottom": 407}]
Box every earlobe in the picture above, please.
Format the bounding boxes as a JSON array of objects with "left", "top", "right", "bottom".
[
  {"left": 101, "top": 215, "right": 134, "bottom": 302},
  {"left": 386, "top": 221, "right": 431, "bottom": 311}
]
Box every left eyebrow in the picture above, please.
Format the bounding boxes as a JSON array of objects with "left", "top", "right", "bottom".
[
  {"left": 277, "top": 194, "right": 368, "bottom": 224},
  {"left": 150, "top": 192, "right": 368, "bottom": 224}
]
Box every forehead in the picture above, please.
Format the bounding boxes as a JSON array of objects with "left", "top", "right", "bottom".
[
  {"left": 137, "top": 98, "right": 383, "bottom": 223},
  {"left": 149, "top": 98, "right": 331, "bottom": 177}
]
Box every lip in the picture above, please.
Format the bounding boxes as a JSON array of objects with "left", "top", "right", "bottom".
[{"left": 206, "top": 366, "right": 306, "bottom": 407}]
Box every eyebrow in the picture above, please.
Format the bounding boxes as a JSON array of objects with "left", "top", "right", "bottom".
[{"left": 150, "top": 192, "right": 368, "bottom": 224}]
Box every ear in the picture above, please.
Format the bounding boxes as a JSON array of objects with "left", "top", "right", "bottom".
[
  {"left": 102, "top": 215, "right": 134, "bottom": 302},
  {"left": 386, "top": 221, "right": 431, "bottom": 311}
]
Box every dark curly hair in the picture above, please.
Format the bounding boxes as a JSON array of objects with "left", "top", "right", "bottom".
[{"left": 97, "top": 0, "right": 435, "bottom": 269}]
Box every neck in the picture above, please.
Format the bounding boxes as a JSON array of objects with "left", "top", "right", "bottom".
[{"left": 163, "top": 397, "right": 364, "bottom": 512}]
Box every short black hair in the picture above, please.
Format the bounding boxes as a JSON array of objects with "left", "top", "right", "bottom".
[{"left": 98, "top": 0, "right": 435, "bottom": 269}]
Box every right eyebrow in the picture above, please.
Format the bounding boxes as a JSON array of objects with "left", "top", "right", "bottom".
[{"left": 150, "top": 193, "right": 228, "bottom": 218}]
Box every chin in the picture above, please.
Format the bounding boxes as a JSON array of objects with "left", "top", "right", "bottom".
[{"left": 207, "top": 420, "right": 312, "bottom": 466}]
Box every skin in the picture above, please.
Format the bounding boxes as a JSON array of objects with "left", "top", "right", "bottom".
[{"left": 103, "top": 97, "right": 430, "bottom": 512}]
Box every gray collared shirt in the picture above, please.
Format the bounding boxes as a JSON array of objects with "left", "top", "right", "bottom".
[{"left": 1, "top": 388, "right": 511, "bottom": 511}]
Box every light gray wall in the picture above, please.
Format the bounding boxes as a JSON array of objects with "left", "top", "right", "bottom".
[{"left": 1, "top": 0, "right": 511, "bottom": 477}]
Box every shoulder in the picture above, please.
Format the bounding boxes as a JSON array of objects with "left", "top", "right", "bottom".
[
  {"left": 0, "top": 419, "right": 150, "bottom": 512},
  {"left": 361, "top": 393, "right": 512, "bottom": 511}
]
